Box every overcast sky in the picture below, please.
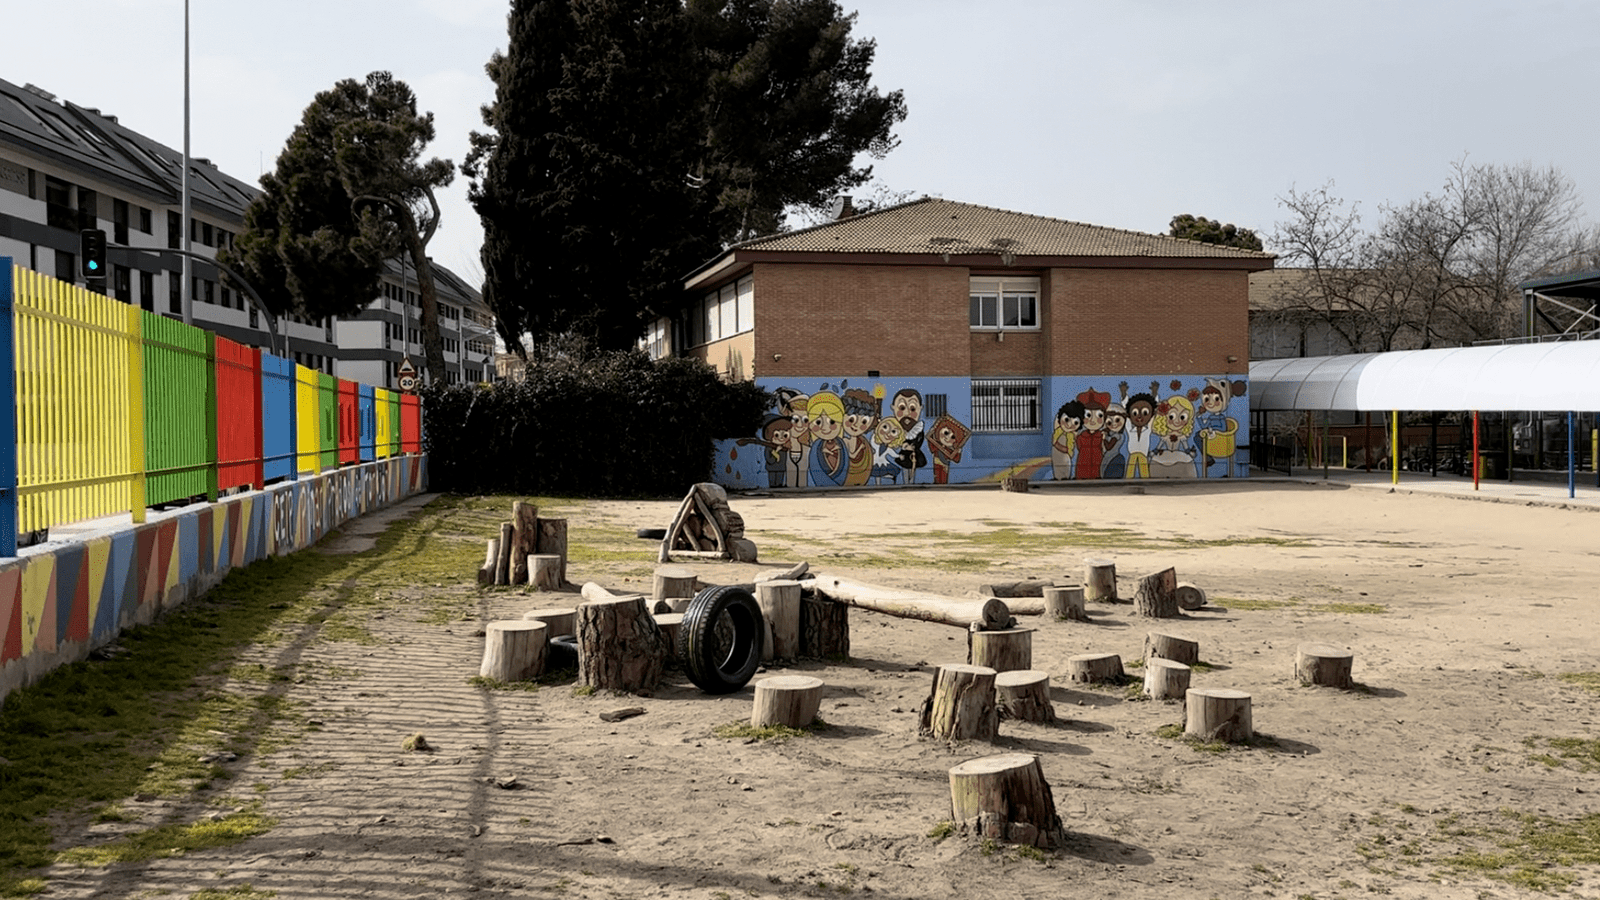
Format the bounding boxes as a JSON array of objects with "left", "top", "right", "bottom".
[{"left": 8, "top": 0, "right": 1599, "bottom": 283}]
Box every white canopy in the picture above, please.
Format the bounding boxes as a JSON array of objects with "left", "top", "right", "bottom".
[{"left": 1250, "top": 342, "right": 1600, "bottom": 412}]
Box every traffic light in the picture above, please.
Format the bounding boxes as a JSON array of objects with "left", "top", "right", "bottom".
[{"left": 79, "top": 228, "right": 106, "bottom": 279}]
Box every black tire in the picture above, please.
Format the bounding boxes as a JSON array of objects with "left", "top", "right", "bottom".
[
  {"left": 678, "top": 585, "right": 765, "bottom": 694},
  {"left": 548, "top": 633, "right": 579, "bottom": 672},
  {"left": 636, "top": 527, "right": 667, "bottom": 540}
]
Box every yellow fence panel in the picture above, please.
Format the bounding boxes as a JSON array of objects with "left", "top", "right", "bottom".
[
  {"left": 374, "top": 387, "right": 393, "bottom": 459},
  {"left": 295, "top": 364, "right": 320, "bottom": 475}
]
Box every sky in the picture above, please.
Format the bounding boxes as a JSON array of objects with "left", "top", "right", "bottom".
[{"left": 7, "top": 0, "right": 1600, "bottom": 284}]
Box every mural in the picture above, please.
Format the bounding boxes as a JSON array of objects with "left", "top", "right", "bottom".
[{"left": 718, "top": 375, "right": 1248, "bottom": 489}]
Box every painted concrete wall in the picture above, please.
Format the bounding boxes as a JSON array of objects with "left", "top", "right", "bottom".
[{"left": 0, "top": 455, "right": 427, "bottom": 701}]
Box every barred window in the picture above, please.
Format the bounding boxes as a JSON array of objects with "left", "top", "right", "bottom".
[{"left": 970, "top": 379, "right": 1040, "bottom": 433}]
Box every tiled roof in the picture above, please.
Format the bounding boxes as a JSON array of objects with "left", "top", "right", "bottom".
[{"left": 736, "top": 198, "right": 1275, "bottom": 260}]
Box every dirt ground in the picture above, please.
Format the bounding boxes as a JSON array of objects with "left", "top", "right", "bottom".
[{"left": 37, "top": 479, "right": 1600, "bottom": 899}]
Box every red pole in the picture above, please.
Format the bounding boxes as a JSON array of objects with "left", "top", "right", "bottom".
[{"left": 1472, "top": 410, "right": 1480, "bottom": 490}]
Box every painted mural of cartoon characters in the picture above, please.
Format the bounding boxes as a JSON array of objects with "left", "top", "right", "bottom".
[
  {"left": 1073, "top": 388, "right": 1110, "bottom": 480},
  {"left": 1196, "top": 377, "right": 1242, "bottom": 478},
  {"left": 928, "top": 414, "right": 971, "bottom": 484},
  {"left": 735, "top": 415, "right": 792, "bottom": 487},
  {"left": 807, "top": 389, "right": 850, "bottom": 486},
  {"left": 890, "top": 388, "right": 928, "bottom": 484},
  {"left": 783, "top": 394, "right": 811, "bottom": 487},
  {"left": 870, "top": 416, "right": 906, "bottom": 484},
  {"left": 841, "top": 387, "right": 879, "bottom": 487},
  {"left": 1102, "top": 386, "right": 1128, "bottom": 479},
  {"left": 1151, "top": 382, "right": 1201, "bottom": 479},
  {"left": 1122, "top": 382, "right": 1158, "bottom": 479},
  {"left": 1051, "top": 399, "right": 1083, "bottom": 480}
]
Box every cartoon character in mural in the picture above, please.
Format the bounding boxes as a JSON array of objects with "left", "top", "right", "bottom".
[
  {"left": 807, "top": 389, "right": 850, "bottom": 486},
  {"left": 1073, "top": 388, "right": 1110, "bottom": 480},
  {"left": 870, "top": 416, "right": 907, "bottom": 484},
  {"left": 782, "top": 393, "right": 811, "bottom": 488},
  {"left": 890, "top": 388, "right": 928, "bottom": 484},
  {"left": 1195, "top": 377, "right": 1244, "bottom": 477},
  {"left": 1122, "top": 382, "right": 1158, "bottom": 479},
  {"left": 928, "top": 414, "right": 972, "bottom": 484},
  {"left": 735, "top": 415, "right": 792, "bottom": 488},
  {"left": 1051, "top": 399, "right": 1083, "bottom": 480},
  {"left": 1150, "top": 381, "right": 1202, "bottom": 478},
  {"left": 841, "top": 387, "right": 880, "bottom": 487},
  {"left": 1102, "top": 388, "right": 1129, "bottom": 479}
]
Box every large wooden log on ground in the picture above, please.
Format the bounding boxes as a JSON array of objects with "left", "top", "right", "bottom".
[
  {"left": 536, "top": 517, "right": 568, "bottom": 587},
  {"left": 1143, "top": 658, "right": 1191, "bottom": 701},
  {"left": 1185, "top": 688, "right": 1253, "bottom": 742},
  {"left": 479, "top": 538, "right": 499, "bottom": 585},
  {"left": 495, "top": 522, "right": 514, "bottom": 586},
  {"left": 947, "top": 753, "right": 1065, "bottom": 849},
  {"left": 751, "top": 675, "right": 823, "bottom": 728},
  {"left": 994, "top": 670, "right": 1055, "bottom": 723},
  {"left": 653, "top": 566, "right": 699, "bottom": 606},
  {"left": 756, "top": 580, "right": 802, "bottom": 662},
  {"left": 800, "top": 593, "right": 850, "bottom": 659},
  {"left": 1132, "top": 567, "right": 1180, "bottom": 618},
  {"left": 1067, "top": 652, "right": 1124, "bottom": 684},
  {"left": 1296, "top": 643, "right": 1354, "bottom": 688},
  {"left": 522, "top": 606, "right": 577, "bottom": 637},
  {"left": 1042, "top": 585, "right": 1086, "bottom": 621},
  {"left": 814, "top": 575, "right": 1012, "bottom": 630},
  {"left": 977, "top": 580, "right": 1047, "bottom": 599},
  {"left": 531, "top": 554, "right": 563, "bottom": 592},
  {"left": 510, "top": 500, "right": 539, "bottom": 585},
  {"left": 480, "top": 620, "right": 547, "bottom": 682},
  {"left": 576, "top": 594, "right": 669, "bottom": 694},
  {"left": 968, "top": 627, "right": 1033, "bottom": 673},
  {"left": 919, "top": 664, "right": 999, "bottom": 742},
  {"left": 1175, "top": 581, "right": 1207, "bottom": 610},
  {"left": 1084, "top": 559, "right": 1117, "bottom": 602},
  {"left": 1143, "top": 630, "right": 1199, "bottom": 666}
]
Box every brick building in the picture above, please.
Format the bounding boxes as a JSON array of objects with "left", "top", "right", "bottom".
[{"left": 661, "top": 198, "right": 1274, "bottom": 488}]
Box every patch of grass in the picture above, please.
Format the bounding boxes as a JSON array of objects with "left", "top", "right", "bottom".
[
  {"left": 1323, "top": 602, "right": 1387, "bottom": 615},
  {"left": 56, "top": 803, "right": 275, "bottom": 867},
  {"left": 1524, "top": 735, "right": 1600, "bottom": 772},
  {"left": 1015, "top": 844, "right": 1049, "bottom": 862},
  {"left": 979, "top": 837, "right": 998, "bottom": 857},
  {"left": 1213, "top": 596, "right": 1299, "bottom": 611},
  {"left": 712, "top": 721, "right": 817, "bottom": 742},
  {"left": 927, "top": 821, "right": 955, "bottom": 841},
  {"left": 468, "top": 676, "right": 541, "bottom": 693},
  {"left": 1557, "top": 672, "right": 1600, "bottom": 694},
  {"left": 191, "top": 886, "right": 276, "bottom": 899},
  {"left": 571, "top": 684, "right": 596, "bottom": 698}
]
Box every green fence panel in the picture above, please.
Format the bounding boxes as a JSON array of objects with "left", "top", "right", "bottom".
[
  {"left": 318, "top": 371, "right": 339, "bottom": 470},
  {"left": 141, "top": 311, "right": 214, "bottom": 506}
]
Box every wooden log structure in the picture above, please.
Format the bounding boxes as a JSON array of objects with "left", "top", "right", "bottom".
[
  {"left": 1143, "top": 630, "right": 1199, "bottom": 666},
  {"left": 977, "top": 580, "right": 1047, "bottom": 598},
  {"left": 1175, "top": 581, "right": 1207, "bottom": 610},
  {"left": 1185, "top": 688, "right": 1253, "bottom": 742},
  {"left": 495, "top": 522, "right": 514, "bottom": 586},
  {"left": 479, "top": 538, "right": 499, "bottom": 586},
  {"left": 799, "top": 592, "right": 850, "bottom": 659},
  {"left": 579, "top": 582, "right": 638, "bottom": 603},
  {"left": 756, "top": 579, "right": 802, "bottom": 662},
  {"left": 479, "top": 620, "right": 547, "bottom": 682},
  {"left": 919, "top": 664, "right": 999, "bottom": 742},
  {"left": 575, "top": 594, "right": 669, "bottom": 694},
  {"left": 652, "top": 613, "right": 683, "bottom": 660},
  {"left": 1143, "top": 658, "right": 1191, "bottom": 701},
  {"left": 1042, "top": 584, "right": 1086, "bottom": 621},
  {"left": 521, "top": 606, "right": 577, "bottom": 637},
  {"left": 1084, "top": 559, "right": 1117, "bottom": 602},
  {"left": 750, "top": 675, "right": 824, "bottom": 728},
  {"left": 968, "top": 626, "right": 1034, "bottom": 673},
  {"left": 510, "top": 500, "right": 539, "bottom": 585},
  {"left": 947, "top": 753, "right": 1065, "bottom": 849},
  {"left": 536, "top": 517, "right": 568, "bottom": 587},
  {"left": 1296, "top": 643, "right": 1354, "bottom": 688},
  {"left": 1000, "top": 475, "right": 1030, "bottom": 493},
  {"left": 1132, "top": 567, "right": 1180, "bottom": 618},
  {"left": 1067, "top": 652, "right": 1124, "bottom": 684},
  {"left": 530, "top": 554, "right": 563, "bottom": 592},
  {"left": 813, "top": 574, "right": 1012, "bottom": 630},
  {"left": 994, "top": 670, "right": 1056, "bottom": 723},
  {"left": 653, "top": 565, "right": 700, "bottom": 606}
]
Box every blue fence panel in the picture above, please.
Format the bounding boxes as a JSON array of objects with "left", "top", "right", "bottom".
[
  {"left": 260, "top": 352, "right": 298, "bottom": 482},
  {"left": 358, "top": 385, "right": 376, "bottom": 462},
  {"left": 1, "top": 259, "right": 15, "bottom": 557}
]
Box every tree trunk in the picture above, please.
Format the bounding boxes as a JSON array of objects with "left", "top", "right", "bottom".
[
  {"left": 994, "top": 670, "right": 1055, "bottom": 723},
  {"left": 1084, "top": 559, "right": 1117, "bottom": 602},
  {"left": 479, "top": 538, "right": 499, "bottom": 585},
  {"left": 1043, "top": 585, "right": 1085, "bottom": 621},
  {"left": 751, "top": 675, "right": 823, "bottom": 728},
  {"left": 918, "top": 664, "right": 999, "bottom": 743},
  {"left": 756, "top": 579, "right": 802, "bottom": 662},
  {"left": 653, "top": 612, "right": 683, "bottom": 661},
  {"left": 400, "top": 207, "right": 448, "bottom": 384},
  {"left": 1185, "top": 688, "right": 1253, "bottom": 742},
  {"left": 536, "top": 518, "right": 568, "bottom": 587},
  {"left": 1132, "top": 567, "right": 1179, "bottom": 618},
  {"left": 1067, "top": 652, "right": 1124, "bottom": 684},
  {"left": 814, "top": 574, "right": 1012, "bottom": 630},
  {"left": 576, "top": 594, "right": 668, "bottom": 694},
  {"left": 495, "top": 522, "right": 514, "bottom": 586},
  {"left": 654, "top": 565, "right": 699, "bottom": 606},
  {"left": 510, "top": 501, "right": 539, "bottom": 585},
  {"left": 968, "top": 627, "right": 1033, "bottom": 673},
  {"left": 799, "top": 593, "right": 850, "bottom": 659},
  {"left": 531, "top": 554, "right": 562, "bottom": 591},
  {"left": 947, "top": 753, "right": 1064, "bottom": 849},
  {"left": 479, "top": 620, "right": 547, "bottom": 682},
  {"left": 1143, "top": 630, "right": 1199, "bottom": 666},
  {"left": 522, "top": 606, "right": 576, "bottom": 637},
  {"left": 1143, "top": 658, "right": 1191, "bottom": 701},
  {"left": 1296, "top": 643, "right": 1354, "bottom": 688}
]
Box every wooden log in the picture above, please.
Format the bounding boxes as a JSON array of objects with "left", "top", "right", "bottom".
[
  {"left": 522, "top": 606, "right": 577, "bottom": 637},
  {"left": 1143, "top": 630, "right": 1199, "bottom": 666},
  {"left": 652, "top": 613, "right": 683, "bottom": 660},
  {"left": 579, "top": 582, "right": 639, "bottom": 603},
  {"left": 1042, "top": 585, "right": 1086, "bottom": 621},
  {"left": 1296, "top": 642, "right": 1354, "bottom": 688},
  {"left": 994, "top": 670, "right": 1055, "bottom": 723},
  {"left": 947, "top": 753, "right": 1065, "bottom": 849},
  {"left": 918, "top": 664, "right": 999, "bottom": 742},
  {"left": 1000, "top": 475, "right": 1030, "bottom": 493},
  {"left": 968, "top": 627, "right": 1033, "bottom": 673},
  {"left": 576, "top": 594, "right": 669, "bottom": 694},
  {"left": 479, "top": 620, "right": 547, "bottom": 682},
  {"left": 751, "top": 675, "right": 823, "bottom": 728},
  {"left": 755, "top": 561, "right": 810, "bottom": 584},
  {"left": 799, "top": 593, "right": 850, "bottom": 659},
  {"left": 536, "top": 517, "right": 568, "bottom": 587},
  {"left": 1175, "top": 581, "right": 1207, "bottom": 610},
  {"left": 756, "top": 579, "right": 802, "bottom": 662},
  {"left": 814, "top": 574, "right": 1012, "bottom": 630},
  {"left": 977, "top": 580, "right": 1047, "bottom": 598},
  {"left": 1143, "top": 658, "right": 1191, "bottom": 701},
  {"left": 1067, "top": 652, "right": 1124, "bottom": 684},
  {"left": 1084, "top": 559, "right": 1117, "bottom": 602},
  {"left": 510, "top": 500, "right": 539, "bottom": 585},
  {"left": 728, "top": 537, "right": 760, "bottom": 563},
  {"left": 495, "top": 522, "right": 514, "bottom": 586},
  {"left": 653, "top": 565, "right": 699, "bottom": 605},
  {"left": 1185, "top": 688, "right": 1253, "bottom": 742},
  {"left": 531, "top": 554, "right": 562, "bottom": 591},
  {"left": 1132, "top": 567, "right": 1179, "bottom": 618},
  {"left": 479, "top": 538, "right": 499, "bottom": 585}
]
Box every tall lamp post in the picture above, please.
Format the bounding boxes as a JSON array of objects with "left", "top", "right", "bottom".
[{"left": 180, "top": 0, "right": 192, "bottom": 324}]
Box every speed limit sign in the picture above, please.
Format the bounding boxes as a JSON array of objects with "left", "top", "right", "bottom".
[{"left": 397, "top": 357, "right": 418, "bottom": 392}]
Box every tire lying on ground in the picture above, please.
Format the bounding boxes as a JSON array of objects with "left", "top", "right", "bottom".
[
  {"left": 548, "top": 633, "right": 579, "bottom": 672},
  {"left": 678, "top": 585, "right": 765, "bottom": 694},
  {"left": 636, "top": 527, "right": 667, "bottom": 540}
]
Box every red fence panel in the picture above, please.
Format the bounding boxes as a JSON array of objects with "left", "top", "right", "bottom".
[
  {"left": 214, "top": 336, "right": 263, "bottom": 492},
  {"left": 400, "top": 393, "right": 422, "bottom": 454},
  {"left": 338, "top": 378, "right": 359, "bottom": 465}
]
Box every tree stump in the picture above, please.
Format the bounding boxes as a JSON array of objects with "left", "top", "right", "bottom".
[
  {"left": 652, "top": 613, "right": 683, "bottom": 661},
  {"left": 756, "top": 579, "right": 802, "bottom": 662},
  {"left": 968, "top": 627, "right": 1033, "bottom": 673},
  {"left": 653, "top": 565, "right": 699, "bottom": 606},
  {"left": 800, "top": 593, "right": 850, "bottom": 659},
  {"left": 1143, "top": 658, "right": 1191, "bottom": 701},
  {"left": 536, "top": 517, "right": 568, "bottom": 587},
  {"left": 994, "top": 670, "right": 1055, "bottom": 723},
  {"left": 1132, "top": 567, "right": 1179, "bottom": 618},
  {"left": 1042, "top": 584, "right": 1086, "bottom": 621},
  {"left": 1067, "top": 652, "right": 1124, "bottom": 684},
  {"left": 521, "top": 606, "right": 576, "bottom": 637},
  {"left": 1143, "top": 630, "right": 1199, "bottom": 666},
  {"left": 1000, "top": 475, "right": 1030, "bottom": 493},
  {"left": 919, "top": 664, "right": 999, "bottom": 742},
  {"left": 751, "top": 675, "right": 823, "bottom": 728},
  {"left": 531, "top": 554, "right": 563, "bottom": 591},
  {"left": 1175, "top": 581, "right": 1207, "bottom": 610},
  {"left": 1185, "top": 688, "right": 1253, "bottom": 742},
  {"left": 510, "top": 500, "right": 539, "bottom": 585},
  {"left": 479, "top": 620, "right": 547, "bottom": 682},
  {"left": 576, "top": 594, "right": 668, "bottom": 694},
  {"left": 1296, "top": 643, "right": 1354, "bottom": 688},
  {"left": 947, "top": 753, "right": 1065, "bottom": 849},
  {"left": 479, "top": 538, "right": 499, "bottom": 585},
  {"left": 495, "top": 522, "right": 514, "bottom": 586},
  {"left": 1084, "top": 559, "right": 1117, "bottom": 602}
]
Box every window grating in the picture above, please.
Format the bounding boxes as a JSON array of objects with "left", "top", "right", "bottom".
[{"left": 970, "top": 379, "right": 1040, "bottom": 433}]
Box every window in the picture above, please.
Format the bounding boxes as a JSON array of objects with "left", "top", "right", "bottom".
[
  {"left": 138, "top": 206, "right": 152, "bottom": 234},
  {"left": 970, "top": 379, "right": 1041, "bottom": 433},
  {"left": 696, "top": 274, "right": 753, "bottom": 346},
  {"left": 45, "top": 176, "right": 75, "bottom": 230},
  {"left": 113, "top": 198, "right": 129, "bottom": 244},
  {"left": 54, "top": 248, "right": 75, "bottom": 285},
  {"left": 641, "top": 317, "right": 669, "bottom": 359},
  {"left": 167, "top": 210, "right": 180, "bottom": 249},
  {"left": 168, "top": 275, "right": 180, "bottom": 313},
  {"left": 969, "top": 277, "right": 1039, "bottom": 330},
  {"left": 113, "top": 265, "right": 131, "bottom": 303},
  {"left": 77, "top": 188, "right": 97, "bottom": 230},
  {"left": 139, "top": 271, "right": 153, "bottom": 311}
]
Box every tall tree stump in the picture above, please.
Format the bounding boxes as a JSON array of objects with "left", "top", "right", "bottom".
[
  {"left": 968, "top": 627, "right": 1033, "bottom": 673},
  {"left": 756, "top": 579, "right": 802, "bottom": 662},
  {"left": 1175, "top": 581, "right": 1207, "bottom": 610},
  {"left": 510, "top": 500, "right": 539, "bottom": 584},
  {"left": 495, "top": 522, "right": 514, "bottom": 585},
  {"left": 995, "top": 670, "right": 1056, "bottom": 723},
  {"left": 800, "top": 593, "right": 850, "bottom": 659},
  {"left": 1132, "top": 567, "right": 1180, "bottom": 618},
  {"left": 522, "top": 606, "right": 576, "bottom": 637},
  {"left": 1042, "top": 584, "right": 1086, "bottom": 621},
  {"left": 1185, "top": 688, "right": 1253, "bottom": 742},
  {"left": 1143, "top": 630, "right": 1199, "bottom": 666},
  {"left": 531, "top": 554, "right": 563, "bottom": 591},
  {"left": 1084, "top": 559, "right": 1117, "bottom": 602},
  {"left": 1296, "top": 643, "right": 1354, "bottom": 688},
  {"left": 653, "top": 613, "right": 683, "bottom": 659},
  {"left": 480, "top": 620, "right": 547, "bottom": 682},
  {"left": 947, "top": 754, "right": 1065, "bottom": 849},
  {"left": 536, "top": 517, "right": 568, "bottom": 587},
  {"left": 919, "top": 664, "right": 999, "bottom": 742},
  {"left": 653, "top": 565, "right": 699, "bottom": 606},
  {"left": 1067, "top": 652, "right": 1124, "bottom": 684},
  {"left": 576, "top": 594, "right": 668, "bottom": 694},
  {"left": 479, "top": 538, "right": 499, "bottom": 585},
  {"left": 1143, "top": 658, "right": 1191, "bottom": 701},
  {"left": 751, "top": 675, "right": 823, "bottom": 728}
]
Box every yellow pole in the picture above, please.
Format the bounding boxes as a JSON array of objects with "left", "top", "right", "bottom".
[{"left": 1391, "top": 411, "right": 1399, "bottom": 485}]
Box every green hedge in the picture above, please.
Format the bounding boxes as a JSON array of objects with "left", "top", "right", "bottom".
[{"left": 421, "top": 351, "right": 771, "bottom": 496}]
